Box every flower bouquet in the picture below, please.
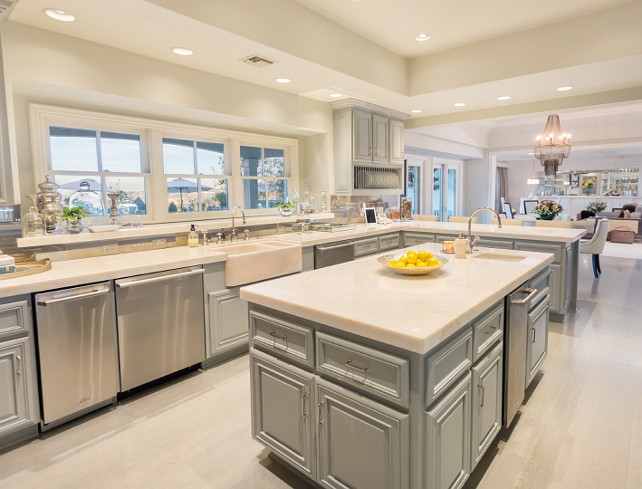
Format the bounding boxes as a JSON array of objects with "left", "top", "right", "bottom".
[
  {"left": 532, "top": 200, "right": 563, "bottom": 220},
  {"left": 581, "top": 178, "right": 596, "bottom": 195},
  {"left": 586, "top": 201, "right": 607, "bottom": 214}
]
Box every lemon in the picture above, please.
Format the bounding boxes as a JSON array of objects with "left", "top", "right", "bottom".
[
  {"left": 388, "top": 260, "right": 401, "bottom": 267},
  {"left": 406, "top": 250, "right": 418, "bottom": 261},
  {"left": 417, "top": 261, "right": 427, "bottom": 267},
  {"left": 427, "top": 257, "right": 440, "bottom": 267},
  {"left": 406, "top": 263, "right": 416, "bottom": 267},
  {"left": 398, "top": 256, "right": 408, "bottom": 265},
  {"left": 417, "top": 250, "right": 429, "bottom": 262}
]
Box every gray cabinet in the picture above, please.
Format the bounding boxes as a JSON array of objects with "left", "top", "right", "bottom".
[
  {"left": 372, "top": 113, "right": 389, "bottom": 164},
  {"left": 0, "top": 296, "right": 39, "bottom": 449},
  {"left": 476, "top": 238, "right": 514, "bottom": 250},
  {"left": 379, "top": 233, "right": 401, "bottom": 252},
  {"left": 353, "top": 109, "right": 374, "bottom": 164},
  {"left": 250, "top": 349, "right": 316, "bottom": 478},
  {"left": 390, "top": 119, "right": 405, "bottom": 165},
  {"left": 526, "top": 297, "right": 549, "bottom": 386},
  {"left": 403, "top": 232, "right": 435, "bottom": 247},
  {"left": 203, "top": 263, "right": 249, "bottom": 363},
  {"left": 425, "top": 373, "right": 472, "bottom": 489},
  {"left": 317, "top": 378, "right": 409, "bottom": 489},
  {"left": 471, "top": 343, "right": 503, "bottom": 468},
  {"left": 354, "top": 236, "right": 379, "bottom": 258}
]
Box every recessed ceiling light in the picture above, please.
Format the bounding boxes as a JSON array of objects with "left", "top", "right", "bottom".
[
  {"left": 497, "top": 96, "right": 511, "bottom": 101},
  {"left": 171, "top": 47, "right": 194, "bottom": 56},
  {"left": 454, "top": 102, "right": 466, "bottom": 107},
  {"left": 275, "top": 78, "right": 291, "bottom": 84},
  {"left": 411, "top": 109, "right": 422, "bottom": 113},
  {"left": 330, "top": 93, "right": 343, "bottom": 98},
  {"left": 415, "top": 34, "right": 431, "bottom": 42},
  {"left": 43, "top": 8, "right": 76, "bottom": 22},
  {"left": 557, "top": 86, "right": 574, "bottom": 92}
]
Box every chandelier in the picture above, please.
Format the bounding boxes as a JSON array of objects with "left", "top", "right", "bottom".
[{"left": 534, "top": 114, "right": 571, "bottom": 175}]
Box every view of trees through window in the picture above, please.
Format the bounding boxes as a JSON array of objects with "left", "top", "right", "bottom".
[{"left": 240, "top": 146, "right": 287, "bottom": 209}]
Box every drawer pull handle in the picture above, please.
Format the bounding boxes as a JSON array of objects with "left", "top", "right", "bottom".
[
  {"left": 269, "top": 331, "right": 287, "bottom": 342},
  {"left": 345, "top": 360, "right": 370, "bottom": 373},
  {"left": 301, "top": 392, "right": 309, "bottom": 417},
  {"left": 531, "top": 328, "right": 536, "bottom": 343},
  {"left": 477, "top": 385, "right": 485, "bottom": 407},
  {"left": 484, "top": 324, "right": 498, "bottom": 335},
  {"left": 16, "top": 355, "right": 22, "bottom": 376},
  {"left": 317, "top": 401, "right": 325, "bottom": 425}
]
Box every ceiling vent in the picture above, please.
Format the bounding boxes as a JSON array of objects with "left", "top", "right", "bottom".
[
  {"left": 0, "top": 0, "right": 18, "bottom": 22},
  {"left": 241, "top": 55, "right": 275, "bottom": 68}
]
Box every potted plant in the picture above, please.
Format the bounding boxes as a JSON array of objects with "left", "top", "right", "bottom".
[
  {"left": 275, "top": 201, "right": 296, "bottom": 217},
  {"left": 586, "top": 201, "right": 607, "bottom": 215},
  {"left": 59, "top": 205, "right": 89, "bottom": 233},
  {"left": 532, "top": 200, "right": 563, "bottom": 220},
  {"left": 581, "top": 178, "right": 596, "bottom": 195}
]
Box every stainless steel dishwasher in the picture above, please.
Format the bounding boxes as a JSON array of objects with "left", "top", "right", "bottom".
[
  {"left": 35, "top": 282, "right": 119, "bottom": 428},
  {"left": 503, "top": 284, "right": 538, "bottom": 427},
  {"left": 314, "top": 240, "right": 355, "bottom": 269},
  {"left": 115, "top": 266, "right": 205, "bottom": 391}
]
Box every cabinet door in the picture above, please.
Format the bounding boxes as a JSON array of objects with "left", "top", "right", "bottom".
[
  {"left": 425, "top": 373, "right": 471, "bottom": 489},
  {"left": 317, "top": 379, "right": 409, "bottom": 489},
  {"left": 526, "top": 298, "right": 549, "bottom": 386},
  {"left": 207, "top": 287, "right": 249, "bottom": 358},
  {"left": 354, "top": 237, "right": 379, "bottom": 258},
  {"left": 334, "top": 110, "right": 352, "bottom": 194},
  {"left": 353, "top": 109, "right": 373, "bottom": 164},
  {"left": 548, "top": 263, "right": 562, "bottom": 315},
  {"left": 372, "top": 114, "right": 389, "bottom": 164},
  {"left": 389, "top": 119, "right": 404, "bottom": 166},
  {"left": 403, "top": 233, "right": 435, "bottom": 247},
  {"left": 0, "top": 339, "right": 29, "bottom": 434},
  {"left": 471, "top": 343, "right": 503, "bottom": 469},
  {"left": 251, "top": 349, "right": 316, "bottom": 478}
]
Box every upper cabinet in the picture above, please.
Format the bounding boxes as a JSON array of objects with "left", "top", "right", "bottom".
[{"left": 331, "top": 100, "right": 408, "bottom": 196}]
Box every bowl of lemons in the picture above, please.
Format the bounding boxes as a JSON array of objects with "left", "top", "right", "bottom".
[{"left": 377, "top": 249, "right": 449, "bottom": 275}]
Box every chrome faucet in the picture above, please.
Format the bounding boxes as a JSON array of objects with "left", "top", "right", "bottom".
[
  {"left": 231, "top": 205, "right": 246, "bottom": 241},
  {"left": 467, "top": 207, "right": 502, "bottom": 253}
]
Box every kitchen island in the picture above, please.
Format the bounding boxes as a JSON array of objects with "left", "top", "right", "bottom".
[{"left": 241, "top": 246, "right": 554, "bottom": 489}]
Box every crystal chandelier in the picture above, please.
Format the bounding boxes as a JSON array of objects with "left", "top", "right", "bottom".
[{"left": 534, "top": 114, "right": 571, "bottom": 175}]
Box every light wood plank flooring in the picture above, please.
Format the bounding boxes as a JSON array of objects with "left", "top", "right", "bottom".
[{"left": 1, "top": 254, "right": 640, "bottom": 489}]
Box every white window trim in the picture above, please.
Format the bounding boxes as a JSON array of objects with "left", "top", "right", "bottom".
[{"left": 29, "top": 103, "right": 299, "bottom": 223}]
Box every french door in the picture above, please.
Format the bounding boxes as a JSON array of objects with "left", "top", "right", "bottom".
[{"left": 433, "top": 159, "right": 459, "bottom": 221}]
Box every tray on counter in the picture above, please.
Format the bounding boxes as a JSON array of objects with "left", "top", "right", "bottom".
[{"left": 0, "top": 258, "right": 52, "bottom": 280}]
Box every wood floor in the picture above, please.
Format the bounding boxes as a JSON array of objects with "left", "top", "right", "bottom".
[{"left": 1, "top": 254, "right": 640, "bottom": 489}]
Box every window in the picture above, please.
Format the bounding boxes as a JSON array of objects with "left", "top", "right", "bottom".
[
  {"left": 48, "top": 127, "right": 148, "bottom": 215},
  {"left": 240, "top": 146, "right": 288, "bottom": 209},
  {"left": 31, "top": 104, "right": 298, "bottom": 222},
  {"left": 162, "top": 138, "right": 229, "bottom": 213}
]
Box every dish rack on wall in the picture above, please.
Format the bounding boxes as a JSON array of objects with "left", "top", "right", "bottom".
[{"left": 353, "top": 166, "right": 402, "bottom": 192}]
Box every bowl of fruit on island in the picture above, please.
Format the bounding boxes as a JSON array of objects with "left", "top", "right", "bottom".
[{"left": 377, "top": 249, "right": 449, "bottom": 275}]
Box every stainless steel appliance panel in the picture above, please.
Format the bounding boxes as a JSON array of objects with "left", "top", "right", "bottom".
[
  {"left": 35, "top": 282, "right": 119, "bottom": 425},
  {"left": 503, "top": 285, "right": 537, "bottom": 428},
  {"left": 115, "top": 266, "right": 205, "bottom": 391},
  {"left": 314, "top": 240, "right": 355, "bottom": 269}
]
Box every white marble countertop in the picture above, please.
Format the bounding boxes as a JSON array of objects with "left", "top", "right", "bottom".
[
  {"left": 273, "top": 221, "right": 585, "bottom": 247},
  {"left": 0, "top": 246, "right": 229, "bottom": 298},
  {"left": 241, "top": 245, "right": 554, "bottom": 354}
]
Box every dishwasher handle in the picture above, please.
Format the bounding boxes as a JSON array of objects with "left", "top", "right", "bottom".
[
  {"left": 315, "top": 241, "right": 355, "bottom": 252},
  {"left": 116, "top": 268, "right": 204, "bottom": 288},
  {"left": 510, "top": 287, "right": 538, "bottom": 306},
  {"left": 37, "top": 287, "right": 111, "bottom": 306}
]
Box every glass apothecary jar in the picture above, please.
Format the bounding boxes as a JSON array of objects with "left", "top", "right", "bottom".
[
  {"left": 22, "top": 194, "right": 46, "bottom": 237},
  {"left": 68, "top": 181, "right": 106, "bottom": 217}
]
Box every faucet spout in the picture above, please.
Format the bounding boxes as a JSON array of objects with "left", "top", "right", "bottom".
[
  {"left": 467, "top": 207, "right": 502, "bottom": 253},
  {"left": 231, "top": 205, "right": 246, "bottom": 241}
]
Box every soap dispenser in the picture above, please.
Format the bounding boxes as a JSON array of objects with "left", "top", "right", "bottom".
[
  {"left": 188, "top": 224, "right": 199, "bottom": 247},
  {"left": 454, "top": 233, "right": 467, "bottom": 259}
]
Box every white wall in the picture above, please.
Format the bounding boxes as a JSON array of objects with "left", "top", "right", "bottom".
[{"left": 463, "top": 156, "right": 490, "bottom": 218}]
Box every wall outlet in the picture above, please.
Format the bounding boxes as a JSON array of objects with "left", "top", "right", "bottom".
[
  {"left": 102, "top": 244, "right": 119, "bottom": 255},
  {"left": 152, "top": 238, "right": 167, "bottom": 249}
]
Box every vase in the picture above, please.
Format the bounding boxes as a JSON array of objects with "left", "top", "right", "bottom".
[
  {"left": 279, "top": 208, "right": 292, "bottom": 217},
  {"left": 540, "top": 214, "right": 554, "bottom": 220},
  {"left": 66, "top": 219, "right": 83, "bottom": 234}
]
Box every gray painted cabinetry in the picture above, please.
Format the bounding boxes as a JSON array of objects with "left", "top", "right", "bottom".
[
  {"left": 249, "top": 296, "right": 518, "bottom": 489},
  {"left": 0, "top": 296, "right": 39, "bottom": 449}
]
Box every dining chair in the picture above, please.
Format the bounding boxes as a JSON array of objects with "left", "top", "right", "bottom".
[
  {"left": 450, "top": 216, "right": 476, "bottom": 223},
  {"left": 502, "top": 202, "right": 514, "bottom": 219},
  {"left": 414, "top": 214, "right": 438, "bottom": 221},
  {"left": 492, "top": 218, "right": 524, "bottom": 226},
  {"left": 534, "top": 220, "right": 573, "bottom": 228},
  {"left": 579, "top": 219, "right": 609, "bottom": 278}
]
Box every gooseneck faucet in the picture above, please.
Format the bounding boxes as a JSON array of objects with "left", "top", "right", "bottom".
[
  {"left": 231, "top": 205, "right": 246, "bottom": 241},
  {"left": 467, "top": 207, "right": 502, "bottom": 253}
]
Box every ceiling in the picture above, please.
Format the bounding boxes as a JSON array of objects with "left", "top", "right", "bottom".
[{"left": 7, "top": 0, "right": 642, "bottom": 138}]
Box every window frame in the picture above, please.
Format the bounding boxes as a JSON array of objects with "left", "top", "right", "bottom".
[{"left": 29, "top": 104, "right": 299, "bottom": 223}]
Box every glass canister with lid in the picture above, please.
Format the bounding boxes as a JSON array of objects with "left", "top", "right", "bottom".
[
  {"left": 35, "top": 175, "right": 63, "bottom": 233},
  {"left": 68, "top": 181, "right": 106, "bottom": 217}
]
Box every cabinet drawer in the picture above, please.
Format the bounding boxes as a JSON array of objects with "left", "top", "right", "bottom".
[
  {"left": 0, "top": 299, "right": 30, "bottom": 340},
  {"left": 403, "top": 233, "right": 434, "bottom": 247},
  {"left": 354, "top": 237, "right": 379, "bottom": 258},
  {"left": 250, "top": 311, "right": 314, "bottom": 368},
  {"left": 529, "top": 268, "right": 551, "bottom": 310},
  {"left": 425, "top": 326, "right": 473, "bottom": 406},
  {"left": 379, "top": 233, "right": 400, "bottom": 252},
  {"left": 472, "top": 301, "right": 504, "bottom": 362},
  {"left": 514, "top": 242, "right": 563, "bottom": 262},
  {"left": 316, "top": 332, "right": 409, "bottom": 407},
  {"left": 477, "top": 238, "right": 513, "bottom": 250}
]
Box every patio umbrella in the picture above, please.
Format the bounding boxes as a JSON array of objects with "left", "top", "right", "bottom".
[
  {"left": 166, "top": 178, "right": 212, "bottom": 211},
  {"left": 58, "top": 178, "right": 116, "bottom": 193}
]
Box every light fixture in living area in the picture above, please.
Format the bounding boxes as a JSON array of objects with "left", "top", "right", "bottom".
[
  {"left": 415, "top": 34, "right": 431, "bottom": 42},
  {"left": 275, "top": 78, "right": 291, "bottom": 84},
  {"left": 557, "top": 86, "right": 574, "bottom": 92},
  {"left": 411, "top": 109, "right": 422, "bottom": 113},
  {"left": 171, "top": 47, "right": 193, "bottom": 56},
  {"left": 534, "top": 114, "right": 571, "bottom": 175},
  {"left": 497, "top": 96, "right": 511, "bottom": 101},
  {"left": 454, "top": 102, "right": 466, "bottom": 107},
  {"left": 527, "top": 178, "right": 540, "bottom": 185},
  {"left": 43, "top": 8, "right": 75, "bottom": 22},
  {"left": 329, "top": 93, "right": 342, "bottom": 98}
]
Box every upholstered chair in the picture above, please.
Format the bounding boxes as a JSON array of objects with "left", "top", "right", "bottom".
[{"left": 579, "top": 218, "right": 609, "bottom": 278}]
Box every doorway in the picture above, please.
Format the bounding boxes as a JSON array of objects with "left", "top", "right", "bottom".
[{"left": 433, "top": 159, "right": 460, "bottom": 221}]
